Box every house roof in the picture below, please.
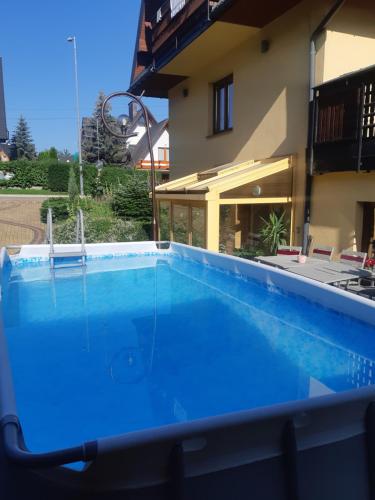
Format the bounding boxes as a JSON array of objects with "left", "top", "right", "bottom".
[
  {"left": 127, "top": 107, "right": 157, "bottom": 136},
  {"left": 130, "top": 119, "right": 168, "bottom": 167},
  {"left": 155, "top": 156, "right": 292, "bottom": 199},
  {"left": 0, "top": 58, "right": 8, "bottom": 142}
]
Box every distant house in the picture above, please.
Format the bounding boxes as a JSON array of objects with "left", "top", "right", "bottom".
[
  {"left": 126, "top": 102, "right": 170, "bottom": 178},
  {"left": 0, "top": 57, "right": 10, "bottom": 162},
  {"left": 81, "top": 101, "right": 170, "bottom": 177}
]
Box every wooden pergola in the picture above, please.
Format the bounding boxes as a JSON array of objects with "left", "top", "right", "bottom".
[{"left": 155, "top": 156, "right": 295, "bottom": 252}]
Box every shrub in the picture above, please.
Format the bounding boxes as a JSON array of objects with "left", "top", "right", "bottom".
[
  {"left": 82, "top": 164, "right": 98, "bottom": 196},
  {"left": 112, "top": 174, "right": 151, "bottom": 221},
  {"left": 54, "top": 214, "right": 148, "bottom": 244},
  {"left": 40, "top": 198, "right": 70, "bottom": 223},
  {"left": 233, "top": 247, "right": 265, "bottom": 260}
]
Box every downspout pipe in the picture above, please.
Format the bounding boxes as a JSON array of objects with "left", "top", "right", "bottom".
[{"left": 302, "top": 0, "right": 346, "bottom": 253}]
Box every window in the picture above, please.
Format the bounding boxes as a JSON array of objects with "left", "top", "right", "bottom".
[
  {"left": 160, "top": 201, "right": 206, "bottom": 247},
  {"left": 213, "top": 75, "right": 233, "bottom": 134},
  {"left": 191, "top": 206, "right": 205, "bottom": 248},
  {"left": 158, "top": 147, "right": 170, "bottom": 162},
  {"left": 172, "top": 204, "right": 189, "bottom": 244}
]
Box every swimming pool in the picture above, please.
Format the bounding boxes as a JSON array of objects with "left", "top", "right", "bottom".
[{"left": 1, "top": 242, "right": 375, "bottom": 500}]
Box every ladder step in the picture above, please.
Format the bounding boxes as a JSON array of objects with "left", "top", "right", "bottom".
[
  {"left": 49, "top": 251, "right": 86, "bottom": 258},
  {"left": 52, "top": 262, "right": 86, "bottom": 269}
]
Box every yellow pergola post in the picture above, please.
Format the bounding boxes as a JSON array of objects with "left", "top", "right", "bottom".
[{"left": 206, "top": 199, "right": 220, "bottom": 252}]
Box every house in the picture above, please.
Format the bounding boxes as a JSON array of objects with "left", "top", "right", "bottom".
[
  {"left": 0, "top": 57, "right": 10, "bottom": 162},
  {"left": 129, "top": 0, "right": 375, "bottom": 255},
  {"left": 81, "top": 102, "right": 170, "bottom": 178},
  {"left": 126, "top": 103, "right": 170, "bottom": 179}
]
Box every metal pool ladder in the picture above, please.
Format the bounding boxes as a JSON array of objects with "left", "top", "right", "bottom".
[{"left": 47, "top": 208, "right": 86, "bottom": 269}]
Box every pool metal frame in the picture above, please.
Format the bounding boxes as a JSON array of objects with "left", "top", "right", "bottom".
[{"left": 1, "top": 241, "right": 375, "bottom": 499}]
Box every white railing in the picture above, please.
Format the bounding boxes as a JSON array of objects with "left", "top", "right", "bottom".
[
  {"left": 46, "top": 207, "right": 54, "bottom": 255},
  {"left": 77, "top": 209, "right": 86, "bottom": 254}
]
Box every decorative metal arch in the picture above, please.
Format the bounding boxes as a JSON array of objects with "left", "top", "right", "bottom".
[{"left": 101, "top": 91, "right": 158, "bottom": 241}]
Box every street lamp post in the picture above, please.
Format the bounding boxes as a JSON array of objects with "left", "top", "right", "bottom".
[
  {"left": 67, "top": 35, "right": 84, "bottom": 196},
  {"left": 101, "top": 92, "right": 158, "bottom": 241}
]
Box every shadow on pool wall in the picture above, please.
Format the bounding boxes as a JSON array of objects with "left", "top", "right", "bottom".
[{"left": 1, "top": 242, "right": 375, "bottom": 500}]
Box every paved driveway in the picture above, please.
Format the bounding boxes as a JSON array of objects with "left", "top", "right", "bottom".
[{"left": 0, "top": 197, "right": 46, "bottom": 247}]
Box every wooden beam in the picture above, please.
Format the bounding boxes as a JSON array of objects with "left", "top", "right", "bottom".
[
  {"left": 155, "top": 193, "right": 206, "bottom": 201},
  {"left": 206, "top": 200, "right": 220, "bottom": 251},
  {"left": 219, "top": 197, "right": 292, "bottom": 205}
]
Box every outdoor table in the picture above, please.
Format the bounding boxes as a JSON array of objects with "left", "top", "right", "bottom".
[
  {"left": 288, "top": 264, "right": 364, "bottom": 285},
  {"left": 256, "top": 254, "right": 374, "bottom": 285},
  {"left": 318, "top": 261, "right": 371, "bottom": 276},
  {"left": 255, "top": 255, "right": 323, "bottom": 269}
]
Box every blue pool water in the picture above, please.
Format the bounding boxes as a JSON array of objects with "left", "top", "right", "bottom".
[{"left": 2, "top": 253, "right": 375, "bottom": 456}]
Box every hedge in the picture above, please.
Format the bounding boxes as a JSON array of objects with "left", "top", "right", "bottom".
[
  {"left": 47, "top": 163, "right": 70, "bottom": 192},
  {"left": 0, "top": 160, "right": 161, "bottom": 195},
  {"left": 3, "top": 160, "right": 50, "bottom": 189},
  {"left": 0, "top": 160, "right": 98, "bottom": 193},
  {"left": 97, "top": 166, "right": 134, "bottom": 191}
]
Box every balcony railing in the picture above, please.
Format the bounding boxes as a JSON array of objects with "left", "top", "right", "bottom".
[
  {"left": 151, "top": 0, "right": 220, "bottom": 55},
  {"left": 312, "top": 67, "right": 375, "bottom": 173},
  {"left": 152, "top": 0, "right": 189, "bottom": 26}
]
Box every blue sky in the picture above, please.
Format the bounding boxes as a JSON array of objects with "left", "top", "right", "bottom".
[{"left": 1, "top": 0, "right": 168, "bottom": 153}]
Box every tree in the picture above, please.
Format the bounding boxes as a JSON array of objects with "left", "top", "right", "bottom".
[
  {"left": 38, "top": 147, "right": 58, "bottom": 160},
  {"left": 11, "top": 116, "right": 36, "bottom": 160},
  {"left": 111, "top": 173, "right": 152, "bottom": 221},
  {"left": 81, "top": 91, "right": 125, "bottom": 164},
  {"left": 58, "top": 149, "right": 73, "bottom": 163}
]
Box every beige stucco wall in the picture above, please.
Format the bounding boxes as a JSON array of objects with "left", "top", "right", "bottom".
[
  {"left": 310, "top": 172, "right": 375, "bottom": 254},
  {"left": 168, "top": 0, "right": 329, "bottom": 243},
  {"left": 318, "top": 0, "right": 375, "bottom": 84},
  {"left": 166, "top": 0, "right": 375, "bottom": 247}
]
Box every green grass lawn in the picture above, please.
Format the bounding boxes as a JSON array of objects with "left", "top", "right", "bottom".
[{"left": 0, "top": 188, "right": 67, "bottom": 195}]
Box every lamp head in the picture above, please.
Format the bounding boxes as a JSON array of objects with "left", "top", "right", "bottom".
[
  {"left": 67, "top": 36, "right": 74, "bottom": 42},
  {"left": 117, "top": 114, "right": 130, "bottom": 129}
]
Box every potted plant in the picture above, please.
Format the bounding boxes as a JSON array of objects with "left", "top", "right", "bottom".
[{"left": 259, "top": 210, "right": 289, "bottom": 255}]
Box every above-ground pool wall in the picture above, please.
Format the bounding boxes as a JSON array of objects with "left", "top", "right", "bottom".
[
  {"left": 170, "top": 243, "right": 375, "bottom": 325},
  {"left": 15, "top": 241, "right": 162, "bottom": 261},
  {"left": 1, "top": 241, "right": 375, "bottom": 500}
]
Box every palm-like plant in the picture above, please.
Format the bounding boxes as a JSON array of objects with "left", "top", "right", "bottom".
[{"left": 260, "top": 211, "right": 288, "bottom": 255}]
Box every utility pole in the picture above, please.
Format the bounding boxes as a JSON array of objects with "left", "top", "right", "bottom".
[{"left": 67, "top": 35, "right": 84, "bottom": 196}]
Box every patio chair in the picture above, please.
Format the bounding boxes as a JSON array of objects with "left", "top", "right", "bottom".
[
  {"left": 311, "top": 245, "right": 334, "bottom": 261},
  {"left": 357, "top": 287, "right": 375, "bottom": 301},
  {"left": 339, "top": 249, "right": 367, "bottom": 269},
  {"left": 277, "top": 245, "right": 302, "bottom": 256}
]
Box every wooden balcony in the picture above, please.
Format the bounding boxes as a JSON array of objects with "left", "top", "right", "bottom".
[
  {"left": 151, "top": 0, "right": 213, "bottom": 54},
  {"left": 312, "top": 66, "right": 375, "bottom": 174}
]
